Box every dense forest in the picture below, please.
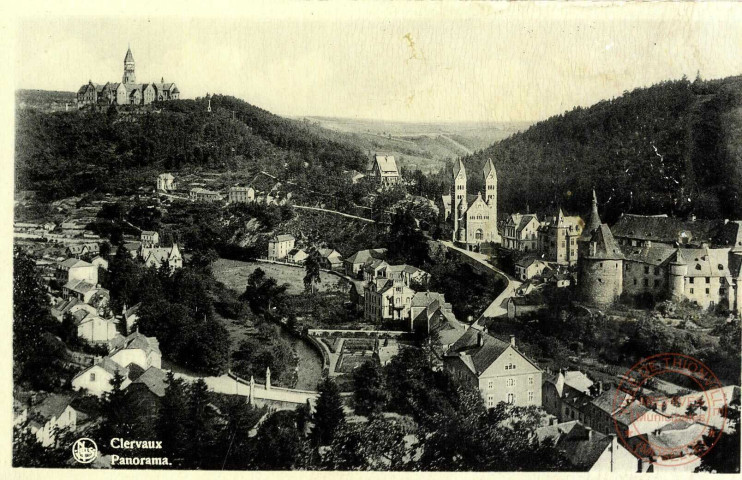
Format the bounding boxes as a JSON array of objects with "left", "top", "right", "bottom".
[
  {"left": 15, "top": 94, "right": 367, "bottom": 202},
  {"left": 442, "top": 75, "right": 742, "bottom": 223}
]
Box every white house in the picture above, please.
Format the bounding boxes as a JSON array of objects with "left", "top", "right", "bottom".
[
  {"left": 27, "top": 394, "right": 78, "bottom": 447},
  {"left": 288, "top": 248, "right": 309, "bottom": 265},
  {"left": 72, "top": 357, "right": 130, "bottom": 397},
  {"left": 77, "top": 315, "right": 119, "bottom": 344},
  {"left": 157, "top": 173, "right": 176, "bottom": 192},
  {"left": 268, "top": 234, "right": 295, "bottom": 261},
  {"left": 108, "top": 331, "right": 162, "bottom": 370}
]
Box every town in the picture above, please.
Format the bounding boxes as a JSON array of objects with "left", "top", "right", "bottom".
[{"left": 12, "top": 45, "right": 742, "bottom": 473}]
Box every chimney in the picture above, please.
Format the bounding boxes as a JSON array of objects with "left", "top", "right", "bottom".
[
  {"left": 597, "top": 381, "right": 603, "bottom": 395},
  {"left": 477, "top": 332, "right": 483, "bottom": 347},
  {"left": 510, "top": 335, "right": 516, "bottom": 347},
  {"left": 586, "top": 426, "right": 594, "bottom": 441}
]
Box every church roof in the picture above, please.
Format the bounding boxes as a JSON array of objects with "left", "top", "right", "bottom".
[
  {"left": 124, "top": 47, "right": 134, "bottom": 63},
  {"left": 453, "top": 158, "right": 466, "bottom": 178},
  {"left": 483, "top": 158, "right": 497, "bottom": 179}
]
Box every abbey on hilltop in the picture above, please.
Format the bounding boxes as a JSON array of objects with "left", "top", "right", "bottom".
[
  {"left": 76, "top": 47, "right": 180, "bottom": 108},
  {"left": 440, "top": 158, "right": 502, "bottom": 248}
]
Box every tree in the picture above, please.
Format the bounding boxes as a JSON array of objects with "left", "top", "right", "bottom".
[
  {"left": 304, "top": 249, "right": 322, "bottom": 294},
  {"left": 157, "top": 372, "right": 190, "bottom": 462},
  {"left": 99, "top": 369, "right": 136, "bottom": 447},
  {"left": 240, "top": 268, "right": 287, "bottom": 314},
  {"left": 386, "top": 204, "right": 430, "bottom": 266},
  {"left": 107, "top": 245, "right": 143, "bottom": 313},
  {"left": 184, "top": 379, "right": 217, "bottom": 468},
  {"left": 320, "top": 417, "right": 413, "bottom": 470},
  {"left": 696, "top": 400, "right": 740, "bottom": 473},
  {"left": 352, "top": 360, "right": 389, "bottom": 416},
  {"left": 312, "top": 377, "right": 345, "bottom": 445},
  {"left": 251, "top": 410, "right": 303, "bottom": 469}
]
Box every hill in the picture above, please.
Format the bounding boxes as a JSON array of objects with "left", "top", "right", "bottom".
[
  {"left": 300, "top": 116, "right": 529, "bottom": 174},
  {"left": 457, "top": 75, "right": 742, "bottom": 223},
  {"left": 14, "top": 94, "right": 369, "bottom": 203},
  {"left": 17, "top": 89, "right": 76, "bottom": 112}
]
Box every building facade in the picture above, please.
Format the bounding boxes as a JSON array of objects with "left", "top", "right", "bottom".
[
  {"left": 267, "top": 235, "right": 296, "bottom": 261},
  {"left": 77, "top": 48, "right": 179, "bottom": 108},
  {"left": 440, "top": 158, "right": 501, "bottom": 248},
  {"left": 502, "top": 213, "right": 540, "bottom": 252},
  {"left": 368, "top": 154, "right": 401, "bottom": 187},
  {"left": 157, "top": 173, "right": 176, "bottom": 192},
  {"left": 538, "top": 209, "right": 584, "bottom": 266},
  {"left": 229, "top": 186, "right": 255, "bottom": 203}
]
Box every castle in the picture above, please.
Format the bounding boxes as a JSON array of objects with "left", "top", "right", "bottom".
[
  {"left": 441, "top": 158, "right": 501, "bottom": 248},
  {"left": 76, "top": 47, "right": 179, "bottom": 108},
  {"left": 578, "top": 191, "right": 742, "bottom": 313}
]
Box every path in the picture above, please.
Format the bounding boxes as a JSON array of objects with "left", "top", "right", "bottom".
[
  {"left": 438, "top": 134, "right": 473, "bottom": 155},
  {"left": 439, "top": 240, "right": 521, "bottom": 321},
  {"left": 293, "top": 204, "right": 376, "bottom": 223}
]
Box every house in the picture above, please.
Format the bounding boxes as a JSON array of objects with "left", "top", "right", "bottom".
[
  {"left": 141, "top": 230, "right": 160, "bottom": 247},
  {"left": 125, "top": 366, "right": 168, "bottom": 418},
  {"left": 542, "top": 370, "right": 595, "bottom": 423},
  {"left": 123, "top": 303, "right": 142, "bottom": 334},
  {"left": 444, "top": 331, "right": 542, "bottom": 408},
  {"left": 157, "top": 173, "right": 176, "bottom": 192},
  {"left": 141, "top": 244, "right": 183, "bottom": 271},
  {"left": 363, "top": 258, "right": 390, "bottom": 281},
  {"left": 108, "top": 331, "right": 162, "bottom": 370},
  {"left": 288, "top": 248, "right": 309, "bottom": 265},
  {"left": 27, "top": 394, "right": 78, "bottom": 446},
  {"left": 535, "top": 421, "right": 649, "bottom": 472},
  {"left": 51, "top": 297, "right": 86, "bottom": 321},
  {"left": 318, "top": 248, "right": 343, "bottom": 271},
  {"left": 72, "top": 357, "right": 130, "bottom": 397},
  {"left": 368, "top": 154, "right": 401, "bottom": 187},
  {"left": 585, "top": 387, "right": 672, "bottom": 438},
  {"left": 56, "top": 258, "right": 98, "bottom": 286},
  {"left": 189, "top": 188, "right": 223, "bottom": 202},
  {"left": 514, "top": 256, "right": 549, "bottom": 281},
  {"left": 343, "top": 248, "right": 387, "bottom": 278},
  {"left": 91, "top": 255, "right": 109, "bottom": 271},
  {"left": 228, "top": 186, "right": 255, "bottom": 203},
  {"left": 538, "top": 209, "right": 584, "bottom": 266},
  {"left": 62, "top": 279, "right": 101, "bottom": 303},
  {"left": 505, "top": 292, "right": 547, "bottom": 319},
  {"left": 77, "top": 315, "right": 119, "bottom": 344},
  {"left": 411, "top": 293, "right": 466, "bottom": 352},
  {"left": 364, "top": 278, "right": 415, "bottom": 324},
  {"left": 502, "top": 213, "right": 540, "bottom": 252},
  {"left": 267, "top": 234, "right": 295, "bottom": 261},
  {"left": 380, "top": 264, "right": 430, "bottom": 287},
  {"left": 66, "top": 243, "right": 100, "bottom": 258}
]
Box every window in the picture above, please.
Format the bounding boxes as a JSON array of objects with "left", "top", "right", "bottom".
[
  {"left": 689, "top": 277, "right": 695, "bottom": 284},
  {"left": 643, "top": 278, "right": 649, "bottom": 287},
  {"left": 654, "top": 267, "right": 660, "bottom": 275},
  {"left": 706, "top": 288, "right": 710, "bottom": 295},
  {"left": 528, "top": 391, "right": 535, "bottom": 403},
  {"left": 488, "top": 380, "right": 494, "bottom": 390},
  {"left": 644, "top": 266, "right": 650, "bottom": 275},
  {"left": 90, "top": 373, "right": 96, "bottom": 381},
  {"left": 634, "top": 278, "right": 637, "bottom": 285},
  {"left": 706, "top": 277, "right": 711, "bottom": 284},
  {"left": 690, "top": 288, "right": 694, "bottom": 294},
  {"left": 487, "top": 395, "right": 495, "bottom": 408},
  {"left": 507, "top": 378, "right": 516, "bottom": 387},
  {"left": 507, "top": 393, "right": 515, "bottom": 404},
  {"left": 529, "top": 375, "right": 534, "bottom": 385}
]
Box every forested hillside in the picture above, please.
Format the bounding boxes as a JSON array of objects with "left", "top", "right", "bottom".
[
  {"left": 459, "top": 75, "right": 742, "bottom": 222},
  {"left": 15, "top": 94, "right": 367, "bottom": 202}
]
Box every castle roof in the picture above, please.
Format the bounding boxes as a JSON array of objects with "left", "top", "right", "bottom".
[
  {"left": 611, "top": 214, "right": 720, "bottom": 246},
  {"left": 674, "top": 247, "right": 731, "bottom": 277},
  {"left": 585, "top": 224, "right": 624, "bottom": 260},
  {"left": 580, "top": 190, "right": 602, "bottom": 242},
  {"left": 620, "top": 242, "right": 677, "bottom": 266}
]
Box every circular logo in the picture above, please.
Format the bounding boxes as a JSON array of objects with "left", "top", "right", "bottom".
[
  {"left": 612, "top": 353, "right": 728, "bottom": 468},
  {"left": 72, "top": 438, "right": 98, "bottom": 464}
]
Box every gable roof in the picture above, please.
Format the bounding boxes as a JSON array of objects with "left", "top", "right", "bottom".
[
  {"left": 32, "top": 394, "right": 75, "bottom": 421},
  {"left": 131, "top": 367, "right": 168, "bottom": 398},
  {"left": 110, "top": 331, "right": 161, "bottom": 356},
  {"left": 374, "top": 155, "right": 399, "bottom": 176},
  {"left": 620, "top": 242, "right": 678, "bottom": 266},
  {"left": 73, "top": 357, "right": 127, "bottom": 381},
  {"left": 60, "top": 258, "right": 92, "bottom": 269},
  {"left": 271, "top": 234, "right": 295, "bottom": 243},
  {"left": 674, "top": 247, "right": 731, "bottom": 277},
  {"left": 446, "top": 329, "right": 511, "bottom": 375},
  {"left": 345, "top": 248, "right": 387, "bottom": 264},
  {"left": 482, "top": 158, "right": 496, "bottom": 179},
  {"left": 453, "top": 158, "right": 466, "bottom": 179}
]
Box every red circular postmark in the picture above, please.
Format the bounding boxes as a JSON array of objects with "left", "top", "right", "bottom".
[{"left": 612, "top": 353, "right": 729, "bottom": 469}]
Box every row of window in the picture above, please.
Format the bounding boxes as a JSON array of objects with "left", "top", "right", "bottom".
[{"left": 485, "top": 391, "right": 535, "bottom": 407}]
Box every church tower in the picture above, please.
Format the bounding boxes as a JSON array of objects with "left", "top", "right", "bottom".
[
  {"left": 123, "top": 46, "right": 136, "bottom": 84},
  {"left": 452, "top": 159, "right": 467, "bottom": 241},
  {"left": 483, "top": 158, "right": 501, "bottom": 243}
]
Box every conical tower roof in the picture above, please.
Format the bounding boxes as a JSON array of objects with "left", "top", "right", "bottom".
[
  {"left": 483, "top": 158, "right": 497, "bottom": 179},
  {"left": 453, "top": 158, "right": 466, "bottom": 179},
  {"left": 586, "top": 224, "right": 624, "bottom": 260},
  {"left": 580, "top": 189, "right": 602, "bottom": 242},
  {"left": 124, "top": 47, "right": 134, "bottom": 63}
]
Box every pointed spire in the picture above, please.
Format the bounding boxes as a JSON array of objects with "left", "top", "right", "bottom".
[
  {"left": 483, "top": 157, "right": 497, "bottom": 179},
  {"left": 124, "top": 46, "right": 134, "bottom": 64},
  {"left": 453, "top": 158, "right": 466, "bottom": 179},
  {"left": 581, "top": 189, "right": 602, "bottom": 241}
]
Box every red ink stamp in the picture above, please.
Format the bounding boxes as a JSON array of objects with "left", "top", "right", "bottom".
[{"left": 613, "top": 353, "right": 730, "bottom": 469}]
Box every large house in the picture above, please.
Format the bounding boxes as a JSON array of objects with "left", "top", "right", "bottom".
[
  {"left": 141, "top": 244, "right": 183, "bottom": 271},
  {"left": 56, "top": 258, "right": 98, "bottom": 285},
  {"left": 444, "top": 330, "right": 541, "bottom": 408},
  {"left": 542, "top": 370, "right": 595, "bottom": 423},
  {"left": 77, "top": 47, "right": 179, "bottom": 108},
  {"left": 268, "top": 235, "right": 295, "bottom": 261},
  {"left": 440, "top": 159, "right": 501, "bottom": 248},
  {"left": 368, "top": 154, "right": 401, "bottom": 187},
  {"left": 76, "top": 315, "right": 118, "bottom": 344},
  {"left": 157, "top": 173, "right": 176, "bottom": 192},
  {"left": 141, "top": 230, "right": 160, "bottom": 248},
  {"left": 538, "top": 209, "right": 584, "bottom": 266},
  {"left": 364, "top": 278, "right": 415, "bottom": 324},
  {"left": 344, "top": 248, "right": 387, "bottom": 277},
  {"left": 228, "top": 186, "right": 255, "bottom": 204},
  {"left": 502, "top": 213, "right": 540, "bottom": 252}
]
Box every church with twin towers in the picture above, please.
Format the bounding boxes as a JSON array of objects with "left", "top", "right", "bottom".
[{"left": 441, "top": 158, "right": 501, "bottom": 248}]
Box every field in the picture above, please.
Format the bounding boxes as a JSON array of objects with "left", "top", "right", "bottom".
[{"left": 212, "top": 258, "right": 341, "bottom": 295}]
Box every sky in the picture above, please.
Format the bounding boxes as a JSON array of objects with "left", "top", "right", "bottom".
[{"left": 12, "top": 2, "right": 742, "bottom": 123}]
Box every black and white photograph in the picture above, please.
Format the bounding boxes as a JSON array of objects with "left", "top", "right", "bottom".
[{"left": 8, "top": 1, "right": 742, "bottom": 474}]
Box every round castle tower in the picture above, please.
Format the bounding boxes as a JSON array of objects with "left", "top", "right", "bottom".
[
  {"left": 669, "top": 260, "right": 688, "bottom": 300},
  {"left": 577, "top": 191, "right": 625, "bottom": 306}
]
